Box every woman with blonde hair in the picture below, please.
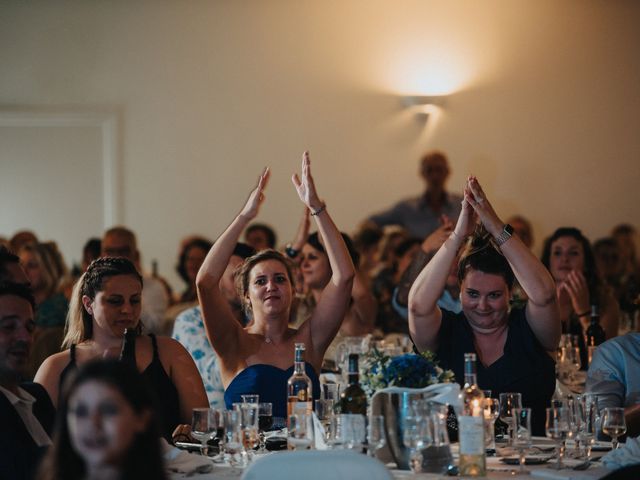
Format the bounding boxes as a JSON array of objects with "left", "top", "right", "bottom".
[{"left": 35, "top": 256, "right": 208, "bottom": 441}]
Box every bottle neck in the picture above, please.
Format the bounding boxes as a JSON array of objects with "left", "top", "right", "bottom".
[
  {"left": 464, "top": 372, "right": 477, "bottom": 387},
  {"left": 294, "top": 358, "right": 305, "bottom": 374},
  {"left": 348, "top": 372, "right": 360, "bottom": 385}
]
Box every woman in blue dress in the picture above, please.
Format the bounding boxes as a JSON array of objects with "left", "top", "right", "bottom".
[{"left": 196, "top": 152, "right": 355, "bottom": 419}]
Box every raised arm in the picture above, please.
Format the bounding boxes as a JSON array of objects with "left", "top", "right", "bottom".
[
  {"left": 465, "top": 176, "right": 560, "bottom": 350},
  {"left": 408, "top": 197, "right": 474, "bottom": 352},
  {"left": 340, "top": 271, "right": 377, "bottom": 336},
  {"left": 196, "top": 168, "right": 270, "bottom": 362},
  {"left": 292, "top": 152, "right": 355, "bottom": 359}
]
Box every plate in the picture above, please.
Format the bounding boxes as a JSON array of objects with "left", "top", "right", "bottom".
[
  {"left": 501, "top": 455, "right": 551, "bottom": 465},
  {"left": 591, "top": 442, "right": 613, "bottom": 452}
]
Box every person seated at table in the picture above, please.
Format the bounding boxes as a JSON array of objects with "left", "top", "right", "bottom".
[
  {"left": 409, "top": 176, "right": 560, "bottom": 435},
  {"left": 196, "top": 152, "right": 355, "bottom": 419},
  {"left": 37, "top": 359, "right": 167, "bottom": 480},
  {"left": 172, "top": 242, "right": 256, "bottom": 409},
  {"left": 0, "top": 282, "right": 55, "bottom": 480},
  {"left": 175, "top": 236, "right": 213, "bottom": 304},
  {"left": 34, "top": 257, "right": 208, "bottom": 441},
  {"left": 541, "top": 227, "right": 620, "bottom": 367},
  {"left": 586, "top": 332, "right": 640, "bottom": 438}
]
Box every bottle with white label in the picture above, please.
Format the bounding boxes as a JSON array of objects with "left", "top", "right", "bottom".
[
  {"left": 458, "top": 353, "right": 486, "bottom": 477},
  {"left": 287, "top": 343, "right": 313, "bottom": 416}
]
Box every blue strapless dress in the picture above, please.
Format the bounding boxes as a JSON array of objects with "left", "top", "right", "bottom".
[{"left": 224, "top": 363, "right": 321, "bottom": 419}]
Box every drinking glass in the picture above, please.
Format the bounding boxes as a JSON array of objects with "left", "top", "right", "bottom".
[
  {"left": 209, "top": 408, "right": 225, "bottom": 461},
  {"left": 288, "top": 413, "right": 314, "bottom": 450},
  {"left": 576, "top": 394, "right": 598, "bottom": 460},
  {"left": 402, "top": 415, "right": 431, "bottom": 473},
  {"left": 483, "top": 398, "right": 500, "bottom": 452},
  {"left": 545, "top": 406, "right": 570, "bottom": 470},
  {"left": 327, "top": 414, "right": 345, "bottom": 449},
  {"left": 602, "top": 407, "right": 626, "bottom": 450},
  {"left": 367, "top": 415, "right": 386, "bottom": 457},
  {"left": 513, "top": 408, "right": 532, "bottom": 475},
  {"left": 241, "top": 394, "right": 259, "bottom": 405},
  {"left": 499, "top": 392, "right": 522, "bottom": 446},
  {"left": 315, "top": 398, "right": 335, "bottom": 441},
  {"left": 224, "top": 409, "right": 246, "bottom": 467},
  {"left": 322, "top": 383, "right": 340, "bottom": 402},
  {"left": 342, "top": 414, "right": 366, "bottom": 451},
  {"left": 191, "top": 408, "right": 215, "bottom": 456},
  {"left": 239, "top": 403, "right": 259, "bottom": 457},
  {"left": 257, "top": 402, "right": 273, "bottom": 453}
]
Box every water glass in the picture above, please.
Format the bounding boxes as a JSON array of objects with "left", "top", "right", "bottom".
[
  {"left": 315, "top": 398, "right": 334, "bottom": 441},
  {"left": 322, "top": 382, "right": 340, "bottom": 402},
  {"left": 241, "top": 394, "right": 260, "bottom": 405},
  {"left": 601, "top": 407, "right": 626, "bottom": 449},
  {"left": 545, "top": 406, "right": 570, "bottom": 470},
  {"left": 239, "top": 403, "right": 259, "bottom": 455},
  {"left": 342, "top": 414, "right": 366, "bottom": 451},
  {"left": 402, "top": 415, "right": 432, "bottom": 473},
  {"left": 367, "top": 415, "right": 386, "bottom": 457},
  {"left": 483, "top": 398, "right": 500, "bottom": 451},
  {"left": 499, "top": 392, "right": 522, "bottom": 446},
  {"left": 224, "top": 409, "right": 246, "bottom": 466},
  {"left": 257, "top": 402, "right": 273, "bottom": 453},
  {"left": 288, "top": 413, "right": 314, "bottom": 450},
  {"left": 327, "top": 414, "right": 346, "bottom": 449},
  {"left": 513, "top": 407, "right": 532, "bottom": 475},
  {"left": 576, "top": 394, "right": 598, "bottom": 459},
  {"left": 191, "top": 408, "right": 215, "bottom": 456}
]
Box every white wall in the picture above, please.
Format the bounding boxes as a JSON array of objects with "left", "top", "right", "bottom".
[{"left": 1, "top": 0, "right": 639, "bottom": 290}]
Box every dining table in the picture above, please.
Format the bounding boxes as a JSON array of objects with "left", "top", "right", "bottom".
[{"left": 168, "top": 437, "right": 615, "bottom": 480}]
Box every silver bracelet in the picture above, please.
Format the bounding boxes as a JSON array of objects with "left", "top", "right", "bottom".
[{"left": 310, "top": 203, "right": 326, "bottom": 216}]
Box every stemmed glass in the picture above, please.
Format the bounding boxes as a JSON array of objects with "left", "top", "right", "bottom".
[
  {"left": 602, "top": 407, "right": 627, "bottom": 450},
  {"left": 257, "top": 402, "right": 273, "bottom": 453},
  {"left": 499, "top": 392, "right": 522, "bottom": 446},
  {"left": 367, "top": 415, "right": 386, "bottom": 457},
  {"left": 545, "top": 406, "right": 570, "bottom": 470},
  {"left": 513, "top": 408, "right": 532, "bottom": 475},
  {"left": 483, "top": 398, "right": 500, "bottom": 452},
  {"left": 191, "top": 408, "right": 215, "bottom": 456}
]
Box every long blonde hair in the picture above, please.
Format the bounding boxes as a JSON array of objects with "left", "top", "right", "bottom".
[{"left": 63, "top": 257, "right": 143, "bottom": 348}]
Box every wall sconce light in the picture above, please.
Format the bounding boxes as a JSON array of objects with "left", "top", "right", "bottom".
[{"left": 401, "top": 95, "right": 447, "bottom": 117}]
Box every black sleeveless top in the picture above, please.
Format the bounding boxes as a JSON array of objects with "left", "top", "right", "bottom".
[{"left": 59, "top": 334, "right": 181, "bottom": 441}]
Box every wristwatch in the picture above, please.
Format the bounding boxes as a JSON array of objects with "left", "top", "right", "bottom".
[
  {"left": 495, "top": 224, "right": 514, "bottom": 247},
  {"left": 285, "top": 244, "right": 299, "bottom": 259}
]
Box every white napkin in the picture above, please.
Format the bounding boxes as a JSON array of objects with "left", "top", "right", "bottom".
[
  {"left": 601, "top": 436, "right": 640, "bottom": 470},
  {"left": 312, "top": 412, "right": 329, "bottom": 450},
  {"left": 161, "top": 438, "right": 214, "bottom": 474}
]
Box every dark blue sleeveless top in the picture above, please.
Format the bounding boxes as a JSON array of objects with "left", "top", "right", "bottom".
[
  {"left": 59, "top": 334, "right": 181, "bottom": 442},
  {"left": 224, "top": 363, "right": 321, "bottom": 419}
]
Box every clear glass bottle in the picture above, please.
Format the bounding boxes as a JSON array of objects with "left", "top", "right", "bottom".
[
  {"left": 119, "top": 328, "right": 137, "bottom": 369},
  {"left": 337, "top": 353, "right": 367, "bottom": 415},
  {"left": 458, "top": 353, "right": 486, "bottom": 477},
  {"left": 287, "top": 343, "right": 313, "bottom": 416}
]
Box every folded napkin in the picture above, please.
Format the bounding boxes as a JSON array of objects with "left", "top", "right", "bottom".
[
  {"left": 601, "top": 436, "right": 640, "bottom": 470},
  {"left": 312, "top": 413, "right": 329, "bottom": 450},
  {"left": 161, "top": 438, "right": 214, "bottom": 475}
]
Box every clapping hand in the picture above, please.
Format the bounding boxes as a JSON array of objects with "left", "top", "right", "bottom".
[
  {"left": 559, "top": 269, "right": 590, "bottom": 314},
  {"left": 239, "top": 167, "right": 270, "bottom": 220},
  {"left": 292, "top": 151, "right": 323, "bottom": 212}
]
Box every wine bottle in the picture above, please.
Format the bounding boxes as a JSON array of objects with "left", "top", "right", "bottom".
[
  {"left": 458, "top": 353, "right": 486, "bottom": 477},
  {"left": 337, "top": 354, "right": 367, "bottom": 415},
  {"left": 287, "top": 343, "right": 313, "bottom": 416},
  {"left": 585, "top": 305, "right": 606, "bottom": 347}
]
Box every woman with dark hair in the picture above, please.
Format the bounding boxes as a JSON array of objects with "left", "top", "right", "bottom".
[
  {"left": 176, "top": 237, "right": 213, "bottom": 303},
  {"left": 34, "top": 257, "right": 208, "bottom": 441},
  {"left": 37, "top": 359, "right": 167, "bottom": 480},
  {"left": 196, "top": 152, "right": 355, "bottom": 419},
  {"left": 409, "top": 176, "right": 560, "bottom": 434},
  {"left": 541, "top": 227, "right": 620, "bottom": 354}
]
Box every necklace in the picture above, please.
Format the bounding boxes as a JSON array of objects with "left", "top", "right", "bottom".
[{"left": 264, "top": 337, "right": 272, "bottom": 344}]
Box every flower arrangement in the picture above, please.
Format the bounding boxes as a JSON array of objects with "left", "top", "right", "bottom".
[{"left": 361, "top": 348, "right": 455, "bottom": 397}]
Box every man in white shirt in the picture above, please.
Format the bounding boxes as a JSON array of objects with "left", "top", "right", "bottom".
[
  {"left": 101, "top": 226, "right": 170, "bottom": 335},
  {"left": 0, "top": 282, "right": 55, "bottom": 480}
]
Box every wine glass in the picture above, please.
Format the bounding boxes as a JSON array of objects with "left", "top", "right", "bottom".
[
  {"left": 288, "top": 413, "right": 314, "bottom": 450},
  {"left": 342, "top": 414, "right": 366, "bottom": 451},
  {"left": 257, "top": 402, "right": 273, "bottom": 453},
  {"left": 191, "top": 408, "right": 215, "bottom": 456},
  {"left": 498, "top": 392, "right": 522, "bottom": 446},
  {"left": 602, "top": 407, "right": 626, "bottom": 450},
  {"left": 367, "top": 415, "right": 386, "bottom": 457},
  {"left": 512, "top": 408, "right": 532, "bottom": 475},
  {"left": 545, "top": 406, "right": 570, "bottom": 470},
  {"left": 483, "top": 398, "right": 500, "bottom": 452}
]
